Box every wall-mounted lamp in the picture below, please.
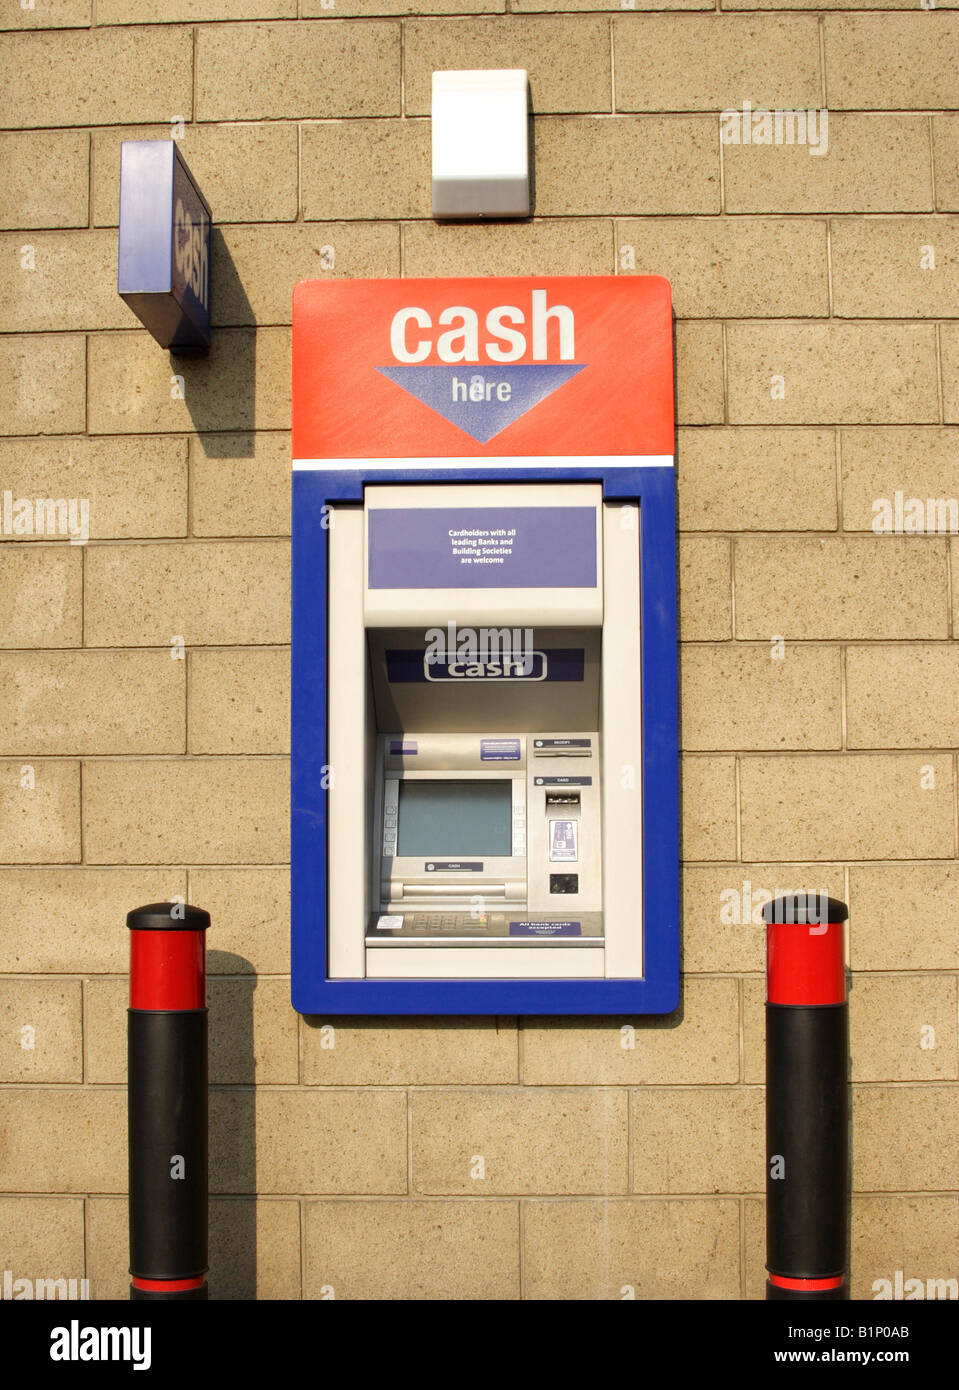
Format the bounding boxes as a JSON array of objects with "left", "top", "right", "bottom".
[
  {"left": 431, "top": 69, "right": 531, "bottom": 221},
  {"left": 117, "top": 141, "right": 212, "bottom": 354}
]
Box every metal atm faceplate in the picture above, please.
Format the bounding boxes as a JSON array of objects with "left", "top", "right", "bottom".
[{"left": 368, "top": 729, "right": 602, "bottom": 944}]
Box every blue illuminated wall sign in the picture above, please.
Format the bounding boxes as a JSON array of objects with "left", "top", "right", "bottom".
[{"left": 117, "top": 140, "right": 212, "bottom": 353}]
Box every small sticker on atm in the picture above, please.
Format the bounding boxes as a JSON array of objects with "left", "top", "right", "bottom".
[
  {"left": 425, "top": 861, "right": 483, "bottom": 872},
  {"left": 534, "top": 738, "right": 591, "bottom": 748},
  {"left": 534, "top": 775, "right": 592, "bottom": 786},
  {"left": 481, "top": 738, "right": 521, "bottom": 761},
  {"left": 509, "top": 921, "right": 582, "bottom": 937},
  {"left": 389, "top": 740, "right": 417, "bottom": 755}
]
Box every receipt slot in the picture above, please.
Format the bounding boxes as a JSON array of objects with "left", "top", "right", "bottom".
[{"left": 291, "top": 277, "right": 679, "bottom": 1015}]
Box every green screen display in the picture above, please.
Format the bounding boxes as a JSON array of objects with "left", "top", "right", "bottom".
[{"left": 396, "top": 780, "right": 512, "bottom": 857}]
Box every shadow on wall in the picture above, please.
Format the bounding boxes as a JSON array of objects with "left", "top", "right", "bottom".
[
  {"left": 208, "top": 950, "right": 257, "bottom": 1299},
  {"left": 168, "top": 230, "right": 255, "bottom": 455}
]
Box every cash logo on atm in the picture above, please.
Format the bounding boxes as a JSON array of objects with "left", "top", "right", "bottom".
[
  {"left": 425, "top": 651, "right": 547, "bottom": 681},
  {"left": 384, "top": 647, "right": 586, "bottom": 684},
  {"left": 377, "top": 289, "right": 587, "bottom": 443}
]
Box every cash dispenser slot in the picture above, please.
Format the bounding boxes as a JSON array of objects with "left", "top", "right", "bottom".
[{"left": 398, "top": 882, "right": 509, "bottom": 899}]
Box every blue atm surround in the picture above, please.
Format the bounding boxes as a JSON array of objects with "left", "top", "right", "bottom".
[{"left": 291, "top": 459, "right": 679, "bottom": 1016}]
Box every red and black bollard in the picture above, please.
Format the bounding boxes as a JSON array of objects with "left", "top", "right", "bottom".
[
  {"left": 763, "top": 893, "right": 850, "bottom": 1301},
  {"left": 128, "top": 902, "right": 210, "bottom": 1300}
]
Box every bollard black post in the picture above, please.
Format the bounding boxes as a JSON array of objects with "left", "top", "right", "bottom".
[
  {"left": 128, "top": 902, "right": 210, "bottom": 1300},
  {"left": 763, "top": 893, "right": 850, "bottom": 1301}
]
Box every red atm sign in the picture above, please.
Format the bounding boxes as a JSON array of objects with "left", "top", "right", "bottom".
[{"left": 292, "top": 277, "right": 673, "bottom": 461}]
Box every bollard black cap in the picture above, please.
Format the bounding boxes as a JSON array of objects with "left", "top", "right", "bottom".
[
  {"left": 761, "top": 894, "right": 848, "bottom": 925},
  {"left": 127, "top": 902, "right": 210, "bottom": 932}
]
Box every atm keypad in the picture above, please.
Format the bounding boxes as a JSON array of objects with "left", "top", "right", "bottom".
[{"left": 369, "top": 912, "right": 502, "bottom": 937}]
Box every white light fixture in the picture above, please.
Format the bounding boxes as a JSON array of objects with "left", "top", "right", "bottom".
[{"left": 431, "top": 69, "right": 531, "bottom": 220}]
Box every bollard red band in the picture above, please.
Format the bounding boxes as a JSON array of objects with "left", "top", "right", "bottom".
[
  {"left": 769, "top": 1274, "right": 844, "bottom": 1291},
  {"left": 767, "top": 921, "right": 845, "bottom": 1005},
  {"left": 130, "top": 929, "right": 205, "bottom": 1010},
  {"left": 131, "top": 1275, "right": 206, "bottom": 1292},
  {"left": 763, "top": 895, "right": 848, "bottom": 1006}
]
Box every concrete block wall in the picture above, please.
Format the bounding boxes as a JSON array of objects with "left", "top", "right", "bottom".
[{"left": 0, "top": 2, "right": 957, "bottom": 1300}]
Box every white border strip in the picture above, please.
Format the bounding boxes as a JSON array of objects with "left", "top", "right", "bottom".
[{"left": 293, "top": 454, "right": 674, "bottom": 472}]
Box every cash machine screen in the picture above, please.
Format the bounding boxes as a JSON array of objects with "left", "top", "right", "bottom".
[{"left": 396, "top": 780, "right": 512, "bottom": 858}]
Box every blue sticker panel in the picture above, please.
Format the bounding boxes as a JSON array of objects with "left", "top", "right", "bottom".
[
  {"left": 509, "top": 921, "right": 582, "bottom": 937},
  {"left": 480, "top": 738, "right": 521, "bottom": 761},
  {"left": 376, "top": 364, "right": 587, "bottom": 443},
  {"left": 388, "top": 739, "right": 418, "bottom": 754},
  {"left": 369, "top": 507, "right": 596, "bottom": 590}
]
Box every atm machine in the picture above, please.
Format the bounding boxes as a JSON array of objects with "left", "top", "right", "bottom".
[{"left": 291, "top": 277, "right": 678, "bottom": 1015}]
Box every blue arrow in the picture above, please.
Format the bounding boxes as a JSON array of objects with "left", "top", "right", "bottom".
[{"left": 375, "top": 363, "right": 588, "bottom": 444}]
